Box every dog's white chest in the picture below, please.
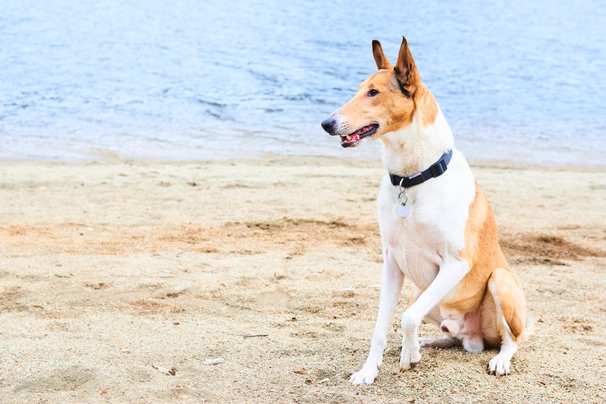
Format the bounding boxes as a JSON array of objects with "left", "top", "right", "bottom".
[
  {"left": 377, "top": 156, "right": 475, "bottom": 289},
  {"left": 382, "top": 206, "right": 441, "bottom": 290},
  {"left": 401, "top": 221, "right": 442, "bottom": 289}
]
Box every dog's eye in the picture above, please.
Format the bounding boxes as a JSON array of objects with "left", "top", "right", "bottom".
[{"left": 368, "top": 89, "right": 379, "bottom": 97}]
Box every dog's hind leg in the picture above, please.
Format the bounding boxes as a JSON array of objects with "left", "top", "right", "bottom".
[
  {"left": 485, "top": 267, "right": 527, "bottom": 376},
  {"left": 350, "top": 252, "right": 404, "bottom": 384},
  {"left": 419, "top": 336, "right": 462, "bottom": 348}
]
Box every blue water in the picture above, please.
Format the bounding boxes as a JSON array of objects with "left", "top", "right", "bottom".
[{"left": 1, "top": 0, "right": 605, "bottom": 164}]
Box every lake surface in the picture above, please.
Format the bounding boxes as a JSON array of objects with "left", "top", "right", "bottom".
[{"left": 1, "top": 0, "right": 605, "bottom": 164}]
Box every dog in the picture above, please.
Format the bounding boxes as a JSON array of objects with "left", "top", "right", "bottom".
[{"left": 321, "top": 37, "right": 530, "bottom": 384}]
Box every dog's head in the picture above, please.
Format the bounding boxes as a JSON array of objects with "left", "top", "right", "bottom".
[{"left": 321, "top": 37, "right": 429, "bottom": 148}]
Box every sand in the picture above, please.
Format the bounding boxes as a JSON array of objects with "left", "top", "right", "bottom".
[{"left": 0, "top": 157, "right": 605, "bottom": 403}]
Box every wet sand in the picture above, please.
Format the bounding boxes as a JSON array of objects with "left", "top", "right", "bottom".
[{"left": 0, "top": 157, "right": 605, "bottom": 403}]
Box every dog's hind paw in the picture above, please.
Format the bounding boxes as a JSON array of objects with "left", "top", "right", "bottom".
[{"left": 350, "top": 366, "right": 380, "bottom": 385}]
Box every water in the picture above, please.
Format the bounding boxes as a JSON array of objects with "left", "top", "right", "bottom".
[{"left": 1, "top": 0, "right": 605, "bottom": 164}]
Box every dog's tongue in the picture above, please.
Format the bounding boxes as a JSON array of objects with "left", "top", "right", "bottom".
[{"left": 350, "top": 133, "right": 360, "bottom": 142}]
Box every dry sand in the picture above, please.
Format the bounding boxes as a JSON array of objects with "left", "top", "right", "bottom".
[{"left": 0, "top": 157, "right": 605, "bottom": 403}]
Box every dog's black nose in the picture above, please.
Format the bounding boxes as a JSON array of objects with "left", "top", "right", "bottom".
[{"left": 321, "top": 117, "right": 336, "bottom": 134}]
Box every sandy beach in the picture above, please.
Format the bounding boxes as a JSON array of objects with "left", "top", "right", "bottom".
[{"left": 0, "top": 157, "right": 605, "bottom": 403}]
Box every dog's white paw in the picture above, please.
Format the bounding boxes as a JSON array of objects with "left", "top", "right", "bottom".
[
  {"left": 350, "top": 365, "right": 380, "bottom": 385},
  {"left": 488, "top": 353, "right": 511, "bottom": 376},
  {"left": 399, "top": 338, "right": 421, "bottom": 370}
]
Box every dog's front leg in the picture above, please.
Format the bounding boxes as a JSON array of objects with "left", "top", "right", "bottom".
[
  {"left": 400, "top": 256, "right": 469, "bottom": 370},
  {"left": 350, "top": 252, "right": 404, "bottom": 384}
]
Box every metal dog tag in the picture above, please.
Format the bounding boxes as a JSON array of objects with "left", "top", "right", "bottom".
[
  {"left": 396, "top": 188, "right": 410, "bottom": 217},
  {"left": 396, "top": 202, "right": 410, "bottom": 217}
]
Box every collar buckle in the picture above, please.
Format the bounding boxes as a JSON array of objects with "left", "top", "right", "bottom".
[{"left": 429, "top": 159, "right": 447, "bottom": 177}]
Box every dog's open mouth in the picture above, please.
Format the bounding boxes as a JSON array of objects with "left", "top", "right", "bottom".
[{"left": 340, "top": 124, "right": 379, "bottom": 148}]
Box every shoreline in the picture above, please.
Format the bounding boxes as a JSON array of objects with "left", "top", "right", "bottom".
[
  {"left": 3, "top": 136, "right": 606, "bottom": 167},
  {"left": 3, "top": 154, "right": 606, "bottom": 171}
]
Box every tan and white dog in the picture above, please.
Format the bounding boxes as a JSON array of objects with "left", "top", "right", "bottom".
[{"left": 321, "top": 37, "right": 530, "bottom": 384}]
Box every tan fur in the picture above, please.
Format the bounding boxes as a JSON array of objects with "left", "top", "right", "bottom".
[
  {"left": 326, "top": 37, "right": 530, "bottom": 383},
  {"left": 414, "top": 85, "right": 438, "bottom": 127},
  {"left": 442, "top": 184, "right": 509, "bottom": 313},
  {"left": 486, "top": 268, "right": 527, "bottom": 342},
  {"left": 442, "top": 183, "right": 527, "bottom": 345},
  {"left": 336, "top": 70, "right": 415, "bottom": 132},
  {"left": 392, "top": 36, "right": 420, "bottom": 89},
  {"left": 372, "top": 40, "right": 393, "bottom": 70},
  {"left": 343, "top": 38, "right": 527, "bottom": 345},
  {"left": 337, "top": 39, "right": 437, "bottom": 140}
]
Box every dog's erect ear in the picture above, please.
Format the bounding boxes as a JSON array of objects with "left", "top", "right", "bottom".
[
  {"left": 372, "top": 40, "right": 393, "bottom": 70},
  {"left": 394, "top": 36, "right": 420, "bottom": 90}
]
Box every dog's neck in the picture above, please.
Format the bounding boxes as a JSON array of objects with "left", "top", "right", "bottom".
[{"left": 379, "top": 106, "right": 454, "bottom": 178}]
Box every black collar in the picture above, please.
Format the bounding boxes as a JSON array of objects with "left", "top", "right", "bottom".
[{"left": 389, "top": 150, "right": 453, "bottom": 188}]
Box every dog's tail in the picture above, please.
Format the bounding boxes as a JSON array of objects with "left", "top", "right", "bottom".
[{"left": 520, "top": 315, "right": 534, "bottom": 342}]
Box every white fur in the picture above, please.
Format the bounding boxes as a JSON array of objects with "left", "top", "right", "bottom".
[
  {"left": 350, "top": 110, "right": 478, "bottom": 384},
  {"left": 344, "top": 97, "right": 528, "bottom": 385}
]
